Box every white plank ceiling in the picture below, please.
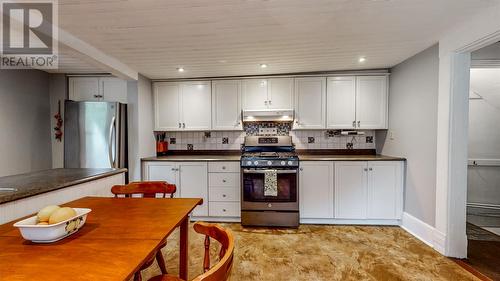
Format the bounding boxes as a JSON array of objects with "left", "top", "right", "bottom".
[{"left": 55, "top": 0, "right": 496, "bottom": 79}]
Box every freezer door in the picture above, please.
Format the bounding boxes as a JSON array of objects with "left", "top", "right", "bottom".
[{"left": 64, "top": 101, "right": 118, "bottom": 168}]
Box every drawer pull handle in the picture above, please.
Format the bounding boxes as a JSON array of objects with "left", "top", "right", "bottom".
[
  {"left": 222, "top": 194, "right": 226, "bottom": 197},
  {"left": 222, "top": 179, "right": 226, "bottom": 183},
  {"left": 222, "top": 209, "right": 226, "bottom": 212},
  {"left": 222, "top": 166, "right": 226, "bottom": 170}
]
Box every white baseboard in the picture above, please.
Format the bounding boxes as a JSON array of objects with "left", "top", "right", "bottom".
[
  {"left": 300, "top": 218, "right": 401, "bottom": 225},
  {"left": 401, "top": 212, "right": 438, "bottom": 249},
  {"left": 467, "top": 202, "right": 500, "bottom": 210}
]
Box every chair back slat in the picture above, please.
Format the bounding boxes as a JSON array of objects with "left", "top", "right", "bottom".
[
  {"left": 111, "top": 181, "right": 176, "bottom": 198},
  {"left": 192, "top": 222, "right": 235, "bottom": 281}
]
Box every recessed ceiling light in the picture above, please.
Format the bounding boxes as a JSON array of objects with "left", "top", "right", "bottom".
[
  {"left": 177, "top": 67, "right": 185, "bottom": 72},
  {"left": 260, "top": 63, "right": 268, "bottom": 69},
  {"left": 358, "top": 57, "right": 366, "bottom": 63}
]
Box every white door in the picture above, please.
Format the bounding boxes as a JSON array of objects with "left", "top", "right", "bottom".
[
  {"left": 355, "top": 76, "right": 388, "bottom": 129},
  {"left": 367, "top": 161, "right": 403, "bottom": 219},
  {"left": 299, "top": 161, "right": 334, "bottom": 219},
  {"left": 294, "top": 77, "right": 326, "bottom": 129},
  {"left": 101, "top": 77, "right": 128, "bottom": 104},
  {"left": 69, "top": 77, "right": 100, "bottom": 101},
  {"left": 181, "top": 81, "right": 212, "bottom": 131},
  {"left": 154, "top": 82, "right": 181, "bottom": 131},
  {"left": 327, "top": 77, "right": 356, "bottom": 129},
  {"left": 267, "top": 78, "right": 293, "bottom": 109},
  {"left": 335, "top": 161, "right": 367, "bottom": 219},
  {"left": 144, "top": 163, "right": 179, "bottom": 197},
  {"left": 212, "top": 80, "right": 242, "bottom": 130},
  {"left": 179, "top": 162, "right": 208, "bottom": 216},
  {"left": 242, "top": 79, "right": 268, "bottom": 110}
]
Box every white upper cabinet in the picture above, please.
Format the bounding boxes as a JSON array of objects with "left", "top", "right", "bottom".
[
  {"left": 294, "top": 77, "right": 326, "bottom": 129},
  {"left": 154, "top": 81, "right": 211, "bottom": 131},
  {"left": 181, "top": 81, "right": 212, "bottom": 131},
  {"left": 299, "top": 161, "right": 334, "bottom": 219},
  {"left": 154, "top": 82, "right": 181, "bottom": 131},
  {"left": 242, "top": 78, "right": 293, "bottom": 110},
  {"left": 242, "top": 79, "right": 268, "bottom": 110},
  {"left": 212, "top": 80, "right": 242, "bottom": 131},
  {"left": 326, "top": 75, "right": 388, "bottom": 130},
  {"left": 327, "top": 76, "right": 357, "bottom": 129},
  {"left": 355, "top": 76, "right": 388, "bottom": 129},
  {"left": 267, "top": 78, "right": 294, "bottom": 109},
  {"left": 69, "top": 77, "right": 128, "bottom": 103}
]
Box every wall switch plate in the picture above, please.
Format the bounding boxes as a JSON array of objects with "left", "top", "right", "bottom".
[{"left": 259, "top": 127, "right": 277, "bottom": 135}]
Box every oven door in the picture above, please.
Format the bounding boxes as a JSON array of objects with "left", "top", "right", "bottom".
[{"left": 241, "top": 169, "right": 298, "bottom": 211}]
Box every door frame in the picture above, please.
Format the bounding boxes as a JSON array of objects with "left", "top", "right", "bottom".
[{"left": 436, "top": 18, "right": 500, "bottom": 258}]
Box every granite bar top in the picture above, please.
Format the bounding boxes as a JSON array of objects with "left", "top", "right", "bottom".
[{"left": 0, "top": 168, "right": 127, "bottom": 204}]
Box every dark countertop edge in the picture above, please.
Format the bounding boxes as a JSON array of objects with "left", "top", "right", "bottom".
[
  {"left": 0, "top": 168, "right": 127, "bottom": 205},
  {"left": 298, "top": 155, "right": 406, "bottom": 161},
  {"left": 141, "top": 156, "right": 241, "bottom": 162}
]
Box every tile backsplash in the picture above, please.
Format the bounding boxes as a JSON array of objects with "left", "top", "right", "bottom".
[{"left": 156, "top": 128, "right": 376, "bottom": 151}]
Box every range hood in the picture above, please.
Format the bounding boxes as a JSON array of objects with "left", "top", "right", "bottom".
[{"left": 242, "top": 109, "right": 294, "bottom": 122}]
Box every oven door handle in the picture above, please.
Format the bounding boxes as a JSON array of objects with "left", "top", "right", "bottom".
[{"left": 243, "top": 169, "right": 297, "bottom": 174}]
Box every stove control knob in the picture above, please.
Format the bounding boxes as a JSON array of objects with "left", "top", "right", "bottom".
[
  {"left": 267, "top": 161, "right": 272, "bottom": 165},
  {"left": 254, "top": 161, "right": 259, "bottom": 165},
  {"left": 281, "top": 161, "right": 286, "bottom": 166},
  {"left": 246, "top": 161, "right": 252, "bottom": 165},
  {"left": 288, "top": 161, "right": 293, "bottom": 165}
]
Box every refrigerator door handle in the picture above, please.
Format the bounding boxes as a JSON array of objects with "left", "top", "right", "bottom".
[{"left": 108, "top": 116, "right": 116, "bottom": 168}]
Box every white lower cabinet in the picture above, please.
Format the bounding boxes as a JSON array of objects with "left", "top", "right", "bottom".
[
  {"left": 300, "top": 160, "right": 403, "bottom": 224},
  {"left": 142, "top": 161, "right": 208, "bottom": 216},
  {"left": 208, "top": 162, "right": 241, "bottom": 219},
  {"left": 299, "top": 161, "right": 334, "bottom": 219}
]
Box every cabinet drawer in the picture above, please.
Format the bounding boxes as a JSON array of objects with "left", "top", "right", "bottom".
[
  {"left": 209, "top": 202, "right": 240, "bottom": 217},
  {"left": 209, "top": 187, "right": 240, "bottom": 202},
  {"left": 209, "top": 173, "right": 240, "bottom": 187},
  {"left": 208, "top": 162, "right": 240, "bottom": 173}
]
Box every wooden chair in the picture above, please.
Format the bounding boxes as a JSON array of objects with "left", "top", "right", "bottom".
[
  {"left": 111, "top": 181, "right": 177, "bottom": 281},
  {"left": 148, "top": 222, "right": 234, "bottom": 281}
]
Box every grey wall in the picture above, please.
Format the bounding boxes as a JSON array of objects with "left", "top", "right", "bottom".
[
  {"left": 377, "top": 44, "right": 439, "bottom": 226},
  {"left": 127, "top": 74, "right": 155, "bottom": 181},
  {"left": 0, "top": 69, "right": 52, "bottom": 177}
]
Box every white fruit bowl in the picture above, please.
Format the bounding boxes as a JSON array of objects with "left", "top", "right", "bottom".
[{"left": 13, "top": 208, "right": 91, "bottom": 243}]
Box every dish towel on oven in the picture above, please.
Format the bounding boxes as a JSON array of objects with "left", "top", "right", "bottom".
[{"left": 264, "top": 169, "right": 278, "bottom": 197}]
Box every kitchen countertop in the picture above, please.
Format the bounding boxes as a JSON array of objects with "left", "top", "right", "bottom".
[
  {"left": 0, "top": 168, "right": 127, "bottom": 204},
  {"left": 142, "top": 155, "right": 241, "bottom": 161},
  {"left": 142, "top": 154, "right": 405, "bottom": 162}
]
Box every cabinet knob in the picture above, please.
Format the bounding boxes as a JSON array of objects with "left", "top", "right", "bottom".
[
  {"left": 222, "top": 179, "right": 227, "bottom": 183},
  {"left": 264, "top": 101, "right": 268, "bottom": 105},
  {"left": 222, "top": 166, "right": 226, "bottom": 170},
  {"left": 357, "top": 121, "right": 361, "bottom": 127},
  {"left": 268, "top": 100, "right": 272, "bottom": 105},
  {"left": 369, "top": 167, "right": 373, "bottom": 171},
  {"left": 222, "top": 194, "right": 226, "bottom": 197},
  {"left": 364, "top": 168, "right": 368, "bottom": 171},
  {"left": 222, "top": 209, "right": 227, "bottom": 212},
  {"left": 178, "top": 123, "right": 181, "bottom": 128},
  {"left": 171, "top": 168, "right": 175, "bottom": 171},
  {"left": 352, "top": 121, "right": 356, "bottom": 128},
  {"left": 182, "top": 123, "right": 186, "bottom": 128},
  {"left": 299, "top": 167, "right": 303, "bottom": 171}
]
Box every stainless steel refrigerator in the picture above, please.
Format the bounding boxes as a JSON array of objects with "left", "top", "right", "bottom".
[{"left": 64, "top": 101, "right": 128, "bottom": 172}]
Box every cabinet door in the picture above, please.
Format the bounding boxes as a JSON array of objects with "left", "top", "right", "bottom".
[
  {"left": 69, "top": 77, "right": 100, "bottom": 101},
  {"left": 212, "top": 80, "right": 242, "bottom": 130},
  {"left": 294, "top": 77, "right": 326, "bottom": 129},
  {"left": 154, "top": 82, "right": 181, "bottom": 131},
  {"left": 327, "top": 77, "right": 356, "bottom": 129},
  {"left": 242, "top": 79, "right": 268, "bottom": 110},
  {"left": 356, "top": 76, "right": 388, "bottom": 129},
  {"left": 335, "top": 161, "right": 367, "bottom": 219},
  {"left": 367, "top": 161, "right": 403, "bottom": 219},
  {"left": 143, "top": 163, "right": 179, "bottom": 198},
  {"left": 267, "top": 78, "right": 293, "bottom": 109},
  {"left": 299, "top": 161, "right": 334, "bottom": 219},
  {"left": 181, "top": 81, "right": 212, "bottom": 131},
  {"left": 179, "top": 162, "right": 208, "bottom": 216},
  {"left": 101, "top": 77, "right": 128, "bottom": 104}
]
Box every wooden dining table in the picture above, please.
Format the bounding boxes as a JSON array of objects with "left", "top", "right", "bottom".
[{"left": 0, "top": 196, "right": 203, "bottom": 281}]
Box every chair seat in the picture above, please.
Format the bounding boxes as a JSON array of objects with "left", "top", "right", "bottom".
[{"left": 148, "top": 274, "right": 185, "bottom": 281}]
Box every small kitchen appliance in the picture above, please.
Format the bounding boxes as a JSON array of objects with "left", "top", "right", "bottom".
[{"left": 241, "top": 136, "right": 299, "bottom": 227}]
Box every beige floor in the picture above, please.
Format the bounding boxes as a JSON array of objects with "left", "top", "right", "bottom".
[{"left": 140, "top": 223, "right": 479, "bottom": 281}]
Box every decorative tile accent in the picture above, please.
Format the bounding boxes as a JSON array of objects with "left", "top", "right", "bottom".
[
  {"left": 366, "top": 136, "right": 373, "bottom": 143},
  {"left": 244, "top": 122, "right": 291, "bottom": 136},
  {"left": 308, "top": 137, "right": 315, "bottom": 144},
  {"left": 204, "top": 132, "right": 211, "bottom": 138},
  {"left": 169, "top": 138, "right": 176, "bottom": 144},
  {"left": 346, "top": 142, "right": 354, "bottom": 149},
  {"left": 222, "top": 137, "right": 229, "bottom": 144},
  {"left": 187, "top": 144, "right": 194, "bottom": 150}
]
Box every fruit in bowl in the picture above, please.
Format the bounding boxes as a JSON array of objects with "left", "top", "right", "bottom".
[{"left": 35, "top": 205, "right": 77, "bottom": 225}]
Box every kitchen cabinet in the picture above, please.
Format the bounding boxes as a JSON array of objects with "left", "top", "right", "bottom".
[
  {"left": 69, "top": 77, "right": 128, "bottom": 103},
  {"left": 326, "top": 75, "right": 388, "bottom": 129},
  {"left": 299, "top": 161, "right": 334, "bottom": 219},
  {"left": 153, "top": 81, "right": 211, "bottom": 131},
  {"left": 334, "top": 161, "right": 403, "bottom": 220},
  {"left": 294, "top": 77, "right": 326, "bottom": 129},
  {"left": 211, "top": 80, "right": 242, "bottom": 130},
  {"left": 242, "top": 78, "right": 293, "bottom": 110},
  {"left": 208, "top": 162, "right": 241, "bottom": 218},
  {"left": 142, "top": 162, "right": 208, "bottom": 216}
]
